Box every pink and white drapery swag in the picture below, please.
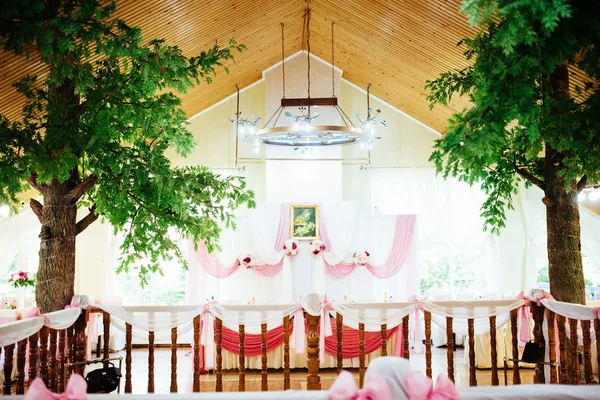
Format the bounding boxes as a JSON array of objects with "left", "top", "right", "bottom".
[{"left": 187, "top": 202, "right": 419, "bottom": 304}]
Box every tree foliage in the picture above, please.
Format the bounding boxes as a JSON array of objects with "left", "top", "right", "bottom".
[
  {"left": 0, "top": 0, "right": 254, "bottom": 286},
  {"left": 426, "top": 0, "right": 600, "bottom": 233}
]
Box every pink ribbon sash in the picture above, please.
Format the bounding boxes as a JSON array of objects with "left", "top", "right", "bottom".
[
  {"left": 409, "top": 295, "right": 426, "bottom": 354},
  {"left": 319, "top": 295, "right": 333, "bottom": 364},
  {"left": 200, "top": 301, "right": 217, "bottom": 368},
  {"left": 329, "top": 370, "right": 391, "bottom": 400},
  {"left": 290, "top": 298, "right": 305, "bottom": 354},
  {"left": 516, "top": 291, "right": 532, "bottom": 343}
]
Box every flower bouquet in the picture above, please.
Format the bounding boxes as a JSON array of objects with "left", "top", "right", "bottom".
[
  {"left": 8, "top": 271, "right": 36, "bottom": 288},
  {"left": 283, "top": 238, "right": 299, "bottom": 257},
  {"left": 237, "top": 254, "right": 253, "bottom": 269},
  {"left": 309, "top": 240, "right": 326, "bottom": 255},
  {"left": 353, "top": 251, "right": 370, "bottom": 266}
]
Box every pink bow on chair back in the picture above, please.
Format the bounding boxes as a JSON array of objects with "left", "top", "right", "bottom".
[
  {"left": 594, "top": 307, "right": 599, "bottom": 320},
  {"left": 329, "top": 370, "right": 392, "bottom": 400},
  {"left": 25, "top": 374, "right": 87, "bottom": 399},
  {"left": 290, "top": 297, "right": 306, "bottom": 354},
  {"left": 405, "top": 371, "right": 459, "bottom": 400}
]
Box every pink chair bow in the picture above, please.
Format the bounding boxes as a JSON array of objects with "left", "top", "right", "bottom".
[
  {"left": 25, "top": 307, "right": 41, "bottom": 318},
  {"left": 290, "top": 297, "right": 305, "bottom": 354},
  {"left": 329, "top": 370, "right": 391, "bottom": 400},
  {"left": 320, "top": 295, "right": 334, "bottom": 364},
  {"left": 408, "top": 295, "right": 427, "bottom": 354},
  {"left": 515, "top": 291, "right": 532, "bottom": 342},
  {"left": 594, "top": 307, "right": 599, "bottom": 320},
  {"left": 406, "top": 371, "right": 459, "bottom": 400},
  {"left": 25, "top": 374, "right": 87, "bottom": 399},
  {"left": 64, "top": 301, "right": 80, "bottom": 309}
]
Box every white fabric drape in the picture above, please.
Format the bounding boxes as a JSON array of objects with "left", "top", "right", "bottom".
[
  {"left": 187, "top": 202, "right": 418, "bottom": 304},
  {"left": 208, "top": 303, "right": 298, "bottom": 333},
  {"left": 44, "top": 308, "right": 81, "bottom": 330},
  {"left": 330, "top": 302, "right": 413, "bottom": 331},
  {"left": 95, "top": 304, "right": 203, "bottom": 332},
  {"left": 424, "top": 299, "right": 524, "bottom": 335},
  {"left": 0, "top": 317, "right": 44, "bottom": 347}
]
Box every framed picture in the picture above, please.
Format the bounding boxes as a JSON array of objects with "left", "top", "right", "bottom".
[{"left": 290, "top": 205, "right": 319, "bottom": 240}]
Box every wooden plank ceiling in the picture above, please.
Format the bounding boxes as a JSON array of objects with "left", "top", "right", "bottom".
[{"left": 0, "top": 0, "right": 593, "bottom": 134}]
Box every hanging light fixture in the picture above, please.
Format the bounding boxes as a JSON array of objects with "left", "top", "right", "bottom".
[{"left": 232, "top": 4, "right": 385, "bottom": 149}]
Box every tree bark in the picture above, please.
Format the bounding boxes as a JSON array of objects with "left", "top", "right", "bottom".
[
  {"left": 544, "top": 64, "right": 586, "bottom": 304},
  {"left": 35, "top": 177, "right": 78, "bottom": 313}
]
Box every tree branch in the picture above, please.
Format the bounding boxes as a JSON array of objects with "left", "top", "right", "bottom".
[
  {"left": 514, "top": 166, "right": 545, "bottom": 190},
  {"left": 29, "top": 198, "right": 43, "bottom": 223},
  {"left": 76, "top": 205, "right": 99, "bottom": 235},
  {"left": 65, "top": 175, "right": 98, "bottom": 203},
  {"left": 577, "top": 175, "right": 587, "bottom": 193},
  {"left": 27, "top": 174, "right": 44, "bottom": 193}
]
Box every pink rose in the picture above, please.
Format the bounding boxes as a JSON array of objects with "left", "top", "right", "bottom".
[
  {"left": 292, "top": 242, "right": 297, "bottom": 250},
  {"left": 243, "top": 257, "right": 251, "bottom": 264},
  {"left": 19, "top": 275, "right": 25, "bottom": 280}
]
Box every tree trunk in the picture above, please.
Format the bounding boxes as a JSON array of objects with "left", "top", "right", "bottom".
[
  {"left": 544, "top": 64, "right": 586, "bottom": 304},
  {"left": 35, "top": 179, "right": 78, "bottom": 313}
]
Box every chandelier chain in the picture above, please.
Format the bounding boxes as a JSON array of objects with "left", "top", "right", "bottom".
[
  {"left": 306, "top": 6, "right": 311, "bottom": 117},
  {"left": 331, "top": 22, "right": 335, "bottom": 98},
  {"left": 281, "top": 23, "right": 286, "bottom": 99}
]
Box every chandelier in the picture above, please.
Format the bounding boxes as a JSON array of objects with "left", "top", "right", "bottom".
[{"left": 231, "top": 4, "right": 385, "bottom": 151}]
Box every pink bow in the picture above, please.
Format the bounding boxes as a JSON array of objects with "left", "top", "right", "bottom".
[
  {"left": 25, "top": 307, "right": 41, "bottom": 318},
  {"left": 515, "top": 291, "right": 531, "bottom": 343},
  {"left": 594, "top": 307, "right": 599, "bottom": 320},
  {"left": 25, "top": 374, "right": 87, "bottom": 399},
  {"left": 320, "top": 295, "right": 334, "bottom": 364},
  {"left": 291, "top": 297, "right": 305, "bottom": 354},
  {"left": 64, "top": 301, "right": 80, "bottom": 309},
  {"left": 406, "top": 371, "right": 459, "bottom": 400},
  {"left": 408, "top": 295, "right": 427, "bottom": 354},
  {"left": 329, "top": 370, "right": 391, "bottom": 400}
]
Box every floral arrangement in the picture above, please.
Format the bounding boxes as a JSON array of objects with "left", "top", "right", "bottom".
[
  {"left": 236, "top": 254, "right": 253, "bottom": 269},
  {"left": 353, "top": 251, "right": 370, "bottom": 266},
  {"left": 8, "top": 271, "right": 36, "bottom": 288},
  {"left": 283, "top": 238, "right": 299, "bottom": 257},
  {"left": 309, "top": 240, "right": 326, "bottom": 255}
]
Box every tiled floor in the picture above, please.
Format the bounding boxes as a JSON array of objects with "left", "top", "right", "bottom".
[{"left": 94, "top": 347, "right": 535, "bottom": 394}]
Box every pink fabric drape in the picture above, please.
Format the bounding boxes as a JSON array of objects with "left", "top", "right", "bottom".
[
  {"left": 214, "top": 318, "right": 399, "bottom": 358},
  {"left": 323, "top": 215, "right": 416, "bottom": 279},
  {"left": 191, "top": 204, "right": 291, "bottom": 278}
]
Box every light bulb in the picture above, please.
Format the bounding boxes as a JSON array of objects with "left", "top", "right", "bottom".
[
  {"left": 305, "top": 122, "right": 311, "bottom": 132},
  {"left": 239, "top": 124, "right": 246, "bottom": 135},
  {"left": 589, "top": 189, "right": 600, "bottom": 202},
  {"left": 0, "top": 205, "right": 9, "bottom": 217},
  {"left": 368, "top": 142, "right": 373, "bottom": 150},
  {"left": 360, "top": 142, "right": 365, "bottom": 149},
  {"left": 364, "top": 121, "right": 371, "bottom": 131},
  {"left": 578, "top": 191, "right": 587, "bottom": 202},
  {"left": 293, "top": 122, "right": 300, "bottom": 131},
  {"left": 254, "top": 145, "right": 260, "bottom": 154}
]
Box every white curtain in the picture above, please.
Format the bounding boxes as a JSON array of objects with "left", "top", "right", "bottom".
[
  {"left": 522, "top": 184, "right": 600, "bottom": 288},
  {"left": 368, "top": 167, "right": 493, "bottom": 294},
  {"left": 0, "top": 206, "right": 40, "bottom": 280}
]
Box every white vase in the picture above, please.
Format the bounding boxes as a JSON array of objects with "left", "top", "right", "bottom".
[{"left": 16, "top": 287, "right": 26, "bottom": 309}]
